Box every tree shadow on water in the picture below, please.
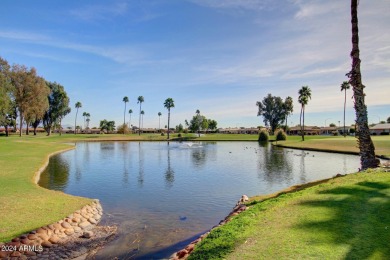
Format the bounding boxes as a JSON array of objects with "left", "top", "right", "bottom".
[{"left": 296, "top": 181, "right": 390, "bottom": 259}]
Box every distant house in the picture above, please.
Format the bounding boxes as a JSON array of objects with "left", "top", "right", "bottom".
[
  {"left": 218, "top": 127, "right": 260, "bottom": 134},
  {"left": 369, "top": 123, "right": 390, "bottom": 135},
  {"left": 288, "top": 126, "right": 321, "bottom": 135},
  {"left": 320, "top": 126, "right": 337, "bottom": 135}
]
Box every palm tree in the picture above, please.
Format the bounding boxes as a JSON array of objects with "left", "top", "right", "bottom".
[
  {"left": 298, "top": 86, "right": 311, "bottom": 141},
  {"left": 137, "top": 96, "right": 144, "bottom": 135},
  {"left": 346, "top": 0, "right": 378, "bottom": 169},
  {"left": 82, "top": 112, "right": 87, "bottom": 129},
  {"left": 340, "top": 81, "right": 350, "bottom": 137},
  {"left": 158, "top": 112, "right": 162, "bottom": 130},
  {"left": 122, "top": 96, "right": 129, "bottom": 129},
  {"left": 85, "top": 113, "right": 91, "bottom": 129},
  {"left": 284, "top": 96, "right": 294, "bottom": 131},
  {"left": 74, "top": 102, "right": 82, "bottom": 134},
  {"left": 141, "top": 110, "right": 145, "bottom": 130},
  {"left": 128, "top": 109, "right": 133, "bottom": 129},
  {"left": 164, "top": 98, "right": 175, "bottom": 139}
]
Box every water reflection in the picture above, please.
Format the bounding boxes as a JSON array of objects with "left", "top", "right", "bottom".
[
  {"left": 165, "top": 147, "right": 175, "bottom": 188},
  {"left": 39, "top": 156, "right": 70, "bottom": 190},
  {"left": 39, "top": 141, "right": 361, "bottom": 259}
]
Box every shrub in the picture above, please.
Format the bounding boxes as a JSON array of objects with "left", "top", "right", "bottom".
[
  {"left": 258, "top": 129, "right": 269, "bottom": 142},
  {"left": 178, "top": 133, "right": 182, "bottom": 137},
  {"left": 380, "top": 132, "right": 389, "bottom": 135},
  {"left": 161, "top": 132, "right": 165, "bottom": 136},
  {"left": 275, "top": 129, "right": 287, "bottom": 141},
  {"left": 117, "top": 124, "right": 130, "bottom": 134}
]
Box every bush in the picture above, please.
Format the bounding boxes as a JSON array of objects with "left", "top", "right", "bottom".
[
  {"left": 275, "top": 129, "right": 287, "bottom": 141},
  {"left": 258, "top": 129, "right": 269, "bottom": 142},
  {"left": 380, "top": 132, "right": 389, "bottom": 135},
  {"left": 161, "top": 132, "right": 165, "bottom": 136},
  {"left": 178, "top": 133, "right": 182, "bottom": 137},
  {"left": 117, "top": 124, "right": 130, "bottom": 134}
]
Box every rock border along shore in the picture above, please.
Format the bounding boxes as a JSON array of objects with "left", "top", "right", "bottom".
[
  {"left": 0, "top": 200, "right": 116, "bottom": 259},
  {"left": 170, "top": 195, "right": 250, "bottom": 260}
]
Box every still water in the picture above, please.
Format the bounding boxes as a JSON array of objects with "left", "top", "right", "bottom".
[{"left": 39, "top": 141, "right": 360, "bottom": 259}]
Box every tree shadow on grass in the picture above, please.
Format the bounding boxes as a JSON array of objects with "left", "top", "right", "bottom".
[{"left": 296, "top": 181, "right": 390, "bottom": 259}]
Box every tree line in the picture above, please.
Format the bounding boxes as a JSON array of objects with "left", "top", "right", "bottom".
[{"left": 0, "top": 57, "right": 71, "bottom": 137}]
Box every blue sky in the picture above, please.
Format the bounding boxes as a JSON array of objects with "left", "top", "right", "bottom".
[{"left": 1, "top": 0, "right": 389, "bottom": 129}]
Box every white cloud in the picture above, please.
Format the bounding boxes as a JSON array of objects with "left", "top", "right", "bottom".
[{"left": 69, "top": 2, "right": 128, "bottom": 21}]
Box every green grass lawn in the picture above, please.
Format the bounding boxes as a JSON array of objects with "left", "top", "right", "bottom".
[
  {"left": 189, "top": 170, "right": 390, "bottom": 259},
  {"left": 275, "top": 135, "right": 390, "bottom": 158}
]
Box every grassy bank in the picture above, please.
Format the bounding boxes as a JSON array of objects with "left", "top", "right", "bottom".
[
  {"left": 0, "top": 137, "right": 91, "bottom": 242},
  {"left": 274, "top": 135, "right": 390, "bottom": 158},
  {"left": 189, "top": 170, "right": 390, "bottom": 259}
]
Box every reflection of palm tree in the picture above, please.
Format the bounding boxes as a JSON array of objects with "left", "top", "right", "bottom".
[
  {"left": 138, "top": 142, "right": 144, "bottom": 186},
  {"left": 165, "top": 147, "right": 175, "bottom": 188}
]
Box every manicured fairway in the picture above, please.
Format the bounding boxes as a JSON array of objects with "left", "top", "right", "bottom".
[{"left": 189, "top": 170, "right": 390, "bottom": 259}]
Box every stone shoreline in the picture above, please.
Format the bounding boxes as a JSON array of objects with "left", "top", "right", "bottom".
[
  {"left": 0, "top": 200, "right": 117, "bottom": 260},
  {"left": 169, "top": 195, "right": 250, "bottom": 260}
]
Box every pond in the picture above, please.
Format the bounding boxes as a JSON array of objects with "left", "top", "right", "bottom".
[{"left": 39, "top": 141, "right": 360, "bottom": 259}]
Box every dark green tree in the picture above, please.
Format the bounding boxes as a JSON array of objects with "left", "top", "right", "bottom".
[
  {"left": 43, "top": 82, "right": 71, "bottom": 136},
  {"left": 256, "top": 94, "right": 286, "bottom": 135}
]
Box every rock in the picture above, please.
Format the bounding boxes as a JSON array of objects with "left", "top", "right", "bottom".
[
  {"left": 185, "top": 244, "right": 195, "bottom": 253},
  {"left": 72, "top": 217, "right": 81, "bottom": 223},
  {"left": 83, "top": 231, "right": 94, "bottom": 238},
  {"left": 38, "top": 233, "right": 50, "bottom": 241},
  {"left": 241, "top": 194, "right": 249, "bottom": 202},
  {"left": 24, "top": 250, "right": 37, "bottom": 256},
  {"left": 64, "top": 228, "right": 74, "bottom": 236},
  {"left": 53, "top": 223, "right": 62, "bottom": 230},
  {"left": 28, "top": 234, "right": 38, "bottom": 240},
  {"left": 41, "top": 241, "right": 53, "bottom": 248},
  {"left": 49, "top": 235, "right": 60, "bottom": 244},
  {"left": 79, "top": 221, "right": 91, "bottom": 229},
  {"left": 177, "top": 249, "right": 188, "bottom": 259},
  {"left": 88, "top": 217, "right": 97, "bottom": 224},
  {"left": 73, "top": 226, "right": 82, "bottom": 233},
  {"left": 11, "top": 251, "right": 22, "bottom": 257},
  {"left": 61, "top": 222, "right": 72, "bottom": 229},
  {"left": 0, "top": 251, "right": 10, "bottom": 258},
  {"left": 11, "top": 237, "right": 20, "bottom": 242},
  {"left": 21, "top": 238, "right": 30, "bottom": 244}
]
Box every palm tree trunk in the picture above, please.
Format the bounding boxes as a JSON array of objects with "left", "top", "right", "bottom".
[
  {"left": 167, "top": 110, "right": 170, "bottom": 139},
  {"left": 302, "top": 106, "right": 305, "bottom": 141},
  {"left": 299, "top": 105, "right": 303, "bottom": 141},
  {"left": 343, "top": 89, "right": 346, "bottom": 137},
  {"left": 74, "top": 109, "right": 78, "bottom": 135},
  {"left": 347, "top": 0, "right": 378, "bottom": 169},
  {"left": 139, "top": 104, "right": 141, "bottom": 136}
]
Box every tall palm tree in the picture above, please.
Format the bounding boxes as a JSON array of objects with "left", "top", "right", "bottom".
[
  {"left": 340, "top": 81, "right": 350, "bottom": 137},
  {"left": 346, "top": 0, "right": 378, "bottom": 169},
  {"left": 158, "top": 112, "right": 162, "bottom": 130},
  {"left": 141, "top": 110, "right": 145, "bottom": 130},
  {"left": 86, "top": 113, "right": 91, "bottom": 129},
  {"left": 82, "top": 112, "right": 87, "bottom": 129},
  {"left": 137, "top": 96, "right": 144, "bottom": 135},
  {"left": 128, "top": 109, "right": 133, "bottom": 129},
  {"left": 74, "top": 102, "right": 82, "bottom": 134},
  {"left": 284, "top": 96, "right": 294, "bottom": 131},
  {"left": 164, "top": 98, "right": 175, "bottom": 139},
  {"left": 123, "top": 96, "right": 129, "bottom": 128},
  {"left": 298, "top": 86, "right": 311, "bottom": 141}
]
